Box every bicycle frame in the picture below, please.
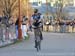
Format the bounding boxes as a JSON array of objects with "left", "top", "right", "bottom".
[{"left": 34, "top": 28, "right": 41, "bottom": 51}]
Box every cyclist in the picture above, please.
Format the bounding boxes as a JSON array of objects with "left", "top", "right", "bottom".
[{"left": 31, "top": 9, "right": 43, "bottom": 48}]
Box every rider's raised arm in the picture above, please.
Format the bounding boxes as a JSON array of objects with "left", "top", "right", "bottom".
[{"left": 39, "top": 14, "right": 43, "bottom": 23}]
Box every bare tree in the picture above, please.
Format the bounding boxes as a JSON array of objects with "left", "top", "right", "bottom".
[
  {"left": 0, "top": 0, "right": 33, "bottom": 24},
  {"left": 55, "top": 0, "right": 71, "bottom": 20},
  {"left": 0, "top": 0, "right": 18, "bottom": 19}
]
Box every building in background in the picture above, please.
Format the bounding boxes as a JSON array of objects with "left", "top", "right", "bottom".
[
  {"left": 29, "top": 0, "right": 75, "bottom": 7},
  {"left": 29, "top": 0, "right": 75, "bottom": 20}
]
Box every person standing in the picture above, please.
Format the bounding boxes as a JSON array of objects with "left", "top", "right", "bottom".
[
  {"left": 22, "top": 16, "right": 28, "bottom": 39},
  {"left": 15, "top": 18, "right": 19, "bottom": 39}
]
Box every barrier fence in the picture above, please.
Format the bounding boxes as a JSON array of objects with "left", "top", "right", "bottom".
[
  {"left": 0, "top": 24, "right": 17, "bottom": 47},
  {"left": 43, "top": 24, "right": 75, "bottom": 33}
]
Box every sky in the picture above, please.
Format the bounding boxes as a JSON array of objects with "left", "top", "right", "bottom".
[{"left": 29, "top": 0, "right": 46, "bottom": 3}]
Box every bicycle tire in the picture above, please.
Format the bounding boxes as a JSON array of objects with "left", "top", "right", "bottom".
[
  {"left": 34, "top": 27, "right": 42, "bottom": 52},
  {"left": 36, "top": 41, "right": 41, "bottom": 52},
  {"left": 39, "top": 41, "right": 41, "bottom": 50},
  {"left": 36, "top": 41, "right": 39, "bottom": 52}
]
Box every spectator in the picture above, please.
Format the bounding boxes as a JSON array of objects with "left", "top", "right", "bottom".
[
  {"left": 22, "top": 16, "right": 28, "bottom": 39},
  {"left": 15, "top": 18, "right": 19, "bottom": 39}
]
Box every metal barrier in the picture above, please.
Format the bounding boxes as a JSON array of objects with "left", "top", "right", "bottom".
[
  {"left": 43, "top": 25, "right": 75, "bottom": 33},
  {"left": 0, "top": 24, "right": 16, "bottom": 47}
]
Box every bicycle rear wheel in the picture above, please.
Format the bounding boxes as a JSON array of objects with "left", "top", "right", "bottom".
[
  {"left": 34, "top": 28, "right": 41, "bottom": 52},
  {"left": 36, "top": 41, "right": 41, "bottom": 52}
]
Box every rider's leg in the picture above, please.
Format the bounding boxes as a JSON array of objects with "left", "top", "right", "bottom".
[{"left": 39, "top": 28, "right": 43, "bottom": 40}]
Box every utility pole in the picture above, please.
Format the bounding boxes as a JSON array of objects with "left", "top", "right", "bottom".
[
  {"left": 46, "top": 0, "right": 48, "bottom": 16},
  {"left": 18, "top": 0, "right": 22, "bottom": 40},
  {"left": 26, "top": 0, "right": 30, "bottom": 28}
]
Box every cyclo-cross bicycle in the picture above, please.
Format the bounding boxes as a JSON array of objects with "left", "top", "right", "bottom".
[{"left": 32, "top": 22, "right": 42, "bottom": 52}]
